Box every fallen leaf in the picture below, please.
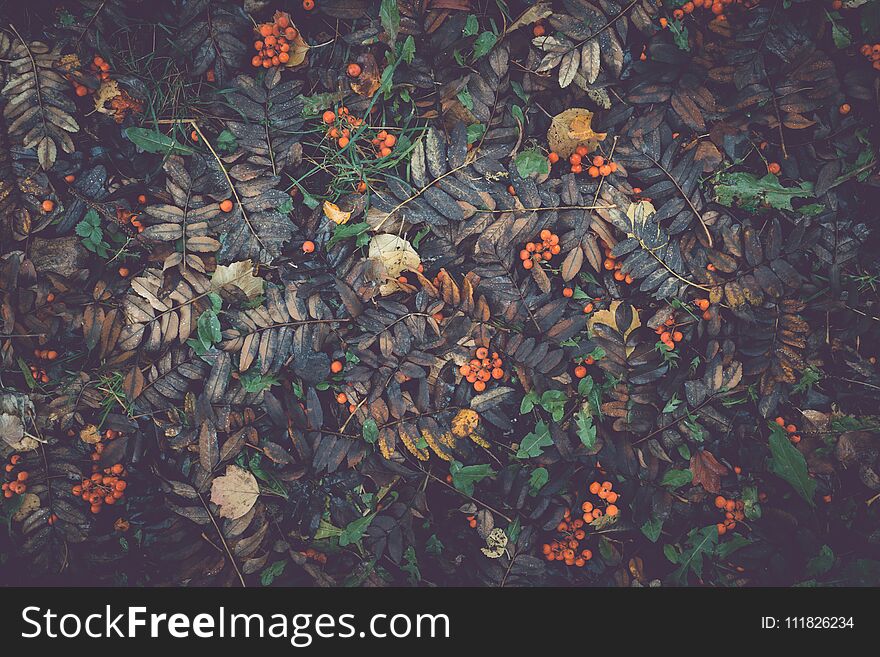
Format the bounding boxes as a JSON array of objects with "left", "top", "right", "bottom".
[
  {"left": 12, "top": 493, "right": 41, "bottom": 522},
  {"left": 548, "top": 108, "right": 607, "bottom": 158},
  {"left": 79, "top": 424, "right": 102, "bottom": 445},
  {"left": 211, "top": 260, "right": 265, "bottom": 299},
  {"left": 690, "top": 450, "right": 729, "bottom": 493},
  {"left": 323, "top": 200, "right": 352, "bottom": 225},
  {"left": 368, "top": 234, "right": 420, "bottom": 296},
  {"left": 210, "top": 464, "right": 260, "bottom": 520}
]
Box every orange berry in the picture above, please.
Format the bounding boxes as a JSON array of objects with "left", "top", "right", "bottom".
[
  {"left": 570, "top": 164, "right": 583, "bottom": 174},
  {"left": 563, "top": 287, "right": 573, "bottom": 298},
  {"left": 599, "top": 164, "right": 611, "bottom": 177},
  {"left": 717, "top": 523, "right": 726, "bottom": 535},
  {"left": 41, "top": 199, "right": 55, "bottom": 213},
  {"left": 322, "top": 110, "right": 336, "bottom": 124},
  {"left": 533, "top": 24, "right": 545, "bottom": 37},
  {"left": 606, "top": 504, "right": 619, "bottom": 517},
  {"left": 278, "top": 52, "right": 290, "bottom": 64},
  {"left": 336, "top": 392, "right": 347, "bottom": 404},
  {"left": 64, "top": 174, "right": 76, "bottom": 183},
  {"left": 473, "top": 380, "right": 486, "bottom": 392},
  {"left": 190, "top": 130, "right": 199, "bottom": 142},
  {"left": 768, "top": 162, "right": 781, "bottom": 175},
  {"left": 589, "top": 481, "right": 600, "bottom": 495},
  {"left": 702, "top": 310, "right": 712, "bottom": 321},
  {"left": 574, "top": 365, "right": 587, "bottom": 378},
  {"left": 330, "top": 360, "right": 344, "bottom": 374},
  {"left": 118, "top": 267, "right": 130, "bottom": 278},
  {"left": 569, "top": 153, "right": 582, "bottom": 166},
  {"left": 347, "top": 63, "right": 362, "bottom": 77},
  {"left": 219, "top": 199, "right": 234, "bottom": 213},
  {"left": 384, "top": 134, "right": 397, "bottom": 147},
  {"left": 548, "top": 152, "right": 559, "bottom": 164},
  {"left": 587, "top": 165, "right": 599, "bottom": 178},
  {"left": 839, "top": 103, "right": 851, "bottom": 115},
  {"left": 338, "top": 136, "right": 350, "bottom": 148}
]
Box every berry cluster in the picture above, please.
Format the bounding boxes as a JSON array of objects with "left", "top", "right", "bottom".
[
  {"left": 72, "top": 463, "right": 128, "bottom": 514},
  {"left": 694, "top": 298, "right": 714, "bottom": 321},
  {"left": 654, "top": 316, "right": 684, "bottom": 351},
  {"left": 251, "top": 14, "right": 298, "bottom": 68},
  {"left": 2, "top": 454, "right": 29, "bottom": 498},
  {"left": 69, "top": 55, "right": 111, "bottom": 97},
  {"left": 299, "top": 547, "right": 328, "bottom": 564},
  {"left": 320, "top": 106, "right": 374, "bottom": 154},
  {"left": 585, "top": 480, "right": 620, "bottom": 519},
  {"left": 369, "top": 130, "right": 398, "bottom": 159},
  {"left": 859, "top": 44, "right": 880, "bottom": 71},
  {"left": 773, "top": 416, "right": 801, "bottom": 444},
  {"left": 602, "top": 242, "right": 634, "bottom": 285},
  {"left": 671, "top": 0, "right": 748, "bottom": 22},
  {"left": 573, "top": 355, "right": 595, "bottom": 379},
  {"left": 519, "top": 229, "right": 561, "bottom": 270},
  {"left": 459, "top": 347, "right": 504, "bottom": 393},
  {"left": 541, "top": 507, "right": 592, "bottom": 567},
  {"left": 713, "top": 495, "right": 745, "bottom": 535},
  {"left": 465, "top": 514, "right": 478, "bottom": 529},
  {"left": 116, "top": 206, "right": 145, "bottom": 234},
  {"left": 88, "top": 428, "right": 124, "bottom": 465}
]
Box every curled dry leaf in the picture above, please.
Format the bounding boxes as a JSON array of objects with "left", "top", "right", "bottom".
[
  {"left": 547, "top": 108, "right": 606, "bottom": 159},
  {"left": 210, "top": 259, "right": 265, "bottom": 299},
  {"left": 368, "top": 233, "right": 421, "bottom": 296},
  {"left": 209, "top": 464, "right": 260, "bottom": 520},
  {"left": 323, "top": 200, "right": 352, "bottom": 225}
]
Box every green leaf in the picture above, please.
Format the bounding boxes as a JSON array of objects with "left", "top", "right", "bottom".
[
  {"left": 714, "top": 172, "right": 813, "bottom": 212},
  {"left": 660, "top": 468, "right": 693, "bottom": 489},
  {"left": 327, "top": 221, "right": 370, "bottom": 249},
  {"left": 516, "top": 420, "right": 553, "bottom": 459},
  {"left": 240, "top": 370, "right": 279, "bottom": 393},
  {"left": 215, "top": 129, "right": 238, "bottom": 154},
  {"left": 125, "top": 127, "right": 194, "bottom": 155},
  {"left": 641, "top": 517, "right": 663, "bottom": 543},
  {"left": 514, "top": 148, "right": 550, "bottom": 178},
  {"left": 463, "top": 14, "right": 479, "bottom": 36},
  {"left": 466, "top": 123, "right": 486, "bottom": 144},
  {"left": 399, "top": 35, "right": 416, "bottom": 64},
  {"left": 472, "top": 31, "right": 497, "bottom": 59},
  {"left": 831, "top": 21, "right": 852, "bottom": 49},
  {"left": 715, "top": 535, "right": 751, "bottom": 560},
  {"left": 528, "top": 467, "right": 549, "bottom": 495},
  {"left": 260, "top": 560, "right": 286, "bottom": 586},
  {"left": 768, "top": 426, "right": 817, "bottom": 506},
  {"left": 806, "top": 545, "right": 835, "bottom": 578},
  {"left": 362, "top": 418, "right": 378, "bottom": 444},
  {"left": 449, "top": 460, "right": 494, "bottom": 496},
  {"left": 339, "top": 513, "right": 375, "bottom": 547},
  {"left": 671, "top": 526, "right": 718, "bottom": 584},
  {"left": 670, "top": 20, "right": 690, "bottom": 51},
  {"left": 575, "top": 410, "right": 596, "bottom": 450},
  {"left": 520, "top": 391, "right": 539, "bottom": 414},
  {"left": 457, "top": 87, "right": 473, "bottom": 111},
  {"left": 425, "top": 534, "right": 444, "bottom": 556},
  {"left": 380, "top": 0, "right": 400, "bottom": 45}
]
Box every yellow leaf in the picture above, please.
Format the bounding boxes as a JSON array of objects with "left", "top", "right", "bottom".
[
  {"left": 94, "top": 79, "right": 121, "bottom": 115},
  {"left": 210, "top": 465, "right": 260, "bottom": 520},
  {"left": 323, "top": 201, "right": 352, "bottom": 225},
  {"left": 368, "top": 234, "right": 421, "bottom": 296},
  {"left": 588, "top": 300, "right": 641, "bottom": 357},
  {"left": 12, "top": 493, "right": 40, "bottom": 522},
  {"left": 547, "top": 108, "right": 607, "bottom": 159},
  {"left": 451, "top": 409, "right": 480, "bottom": 438},
  {"left": 480, "top": 528, "right": 509, "bottom": 558},
  {"left": 79, "top": 423, "right": 102, "bottom": 445},
  {"left": 210, "top": 259, "right": 264, "bottom": 299}
]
